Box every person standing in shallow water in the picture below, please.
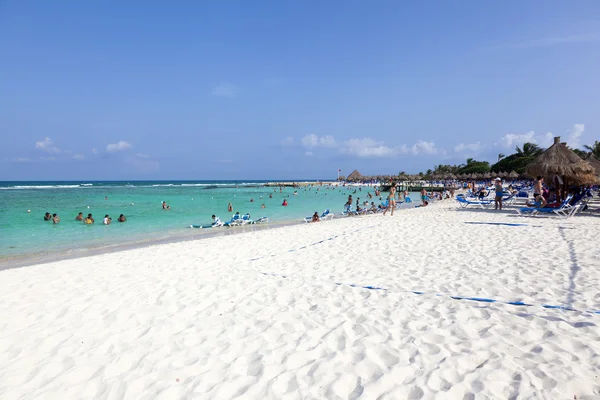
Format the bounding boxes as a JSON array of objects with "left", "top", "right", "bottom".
[{"left": 227, "top": 202, "right": 233, "bottom": 212}]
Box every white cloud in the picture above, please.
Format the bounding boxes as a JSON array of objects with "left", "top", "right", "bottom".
[
  {"left": 72, "top": 154, "right": 85, "bottom": 160},
  {"left": 6, "top": 157, "right": 33, "bottom": 163},
  {"left": 410, "top": 140, "right": 439, "bottom": 155},
  {"left": 305, "top": 151, "right": 313, "bottom": 156},
  {"left": 454, "top": 141, "right": 483, "bottom": 153},
  {"left": 489, "top": 34, "right": 600, "bottom": 51},
  {"left": 106, "top": 141, "right": 132, "bottom": 153},
  {"left": 281, "top": 136, "right": 294, "bottom": 147},
  {"left": 35, "top": 137, "right": 61, "bottom": 153},
  {"left": 136, "top": 153, "right": 150, "bottom": 159},
  {"left": 212, "top": 82, "right": 238, "bottom": 97},
  {"left": 301, "top": 134, "right": 337, "bottom": 148},
  {"left": 566, "top": 124, "right": 584, "bottom": 148},
  {"left": 341, "top": 138, "right": 397, "bottom": 158},
  {"left": 496, "top": 130, "right": 555, "bottom": 149}
]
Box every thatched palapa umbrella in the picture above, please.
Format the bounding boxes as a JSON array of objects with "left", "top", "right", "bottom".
[
  {"left": 508, "top": 171, "right": 519, "bottom": 179},
  {"left": 526, "top": 136, "right": 599, "bottom": 198},
  {"left": 584, "top": 153, "right": 600, "bottom": 177},
  {"left": 346, "top": 169, "right": 363, "bottom": 182}
]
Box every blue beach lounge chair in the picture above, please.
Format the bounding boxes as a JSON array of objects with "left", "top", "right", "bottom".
[
  {"left": 516, "top": 195, "right": 575, "bottom": 217},
  {"left": 455, "top": 196, "right": 493, "bottom": 209}
]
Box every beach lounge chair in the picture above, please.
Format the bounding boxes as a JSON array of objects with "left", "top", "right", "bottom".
[
  {"left": 455, "top": 196, "right": 493, "bottom": 209},
  {"left": 223, "top": 213, "right": 243, "bottom": 226},
  {"left": 241, "top": 214, "right": 255, "bottom": 224},
  {"left": 517, "top": 195, "right": 575, "bottom": 217},
  {"left": 255, "top": 216, "right": 269, "bottom": 224},
  {"left": 341, "top": 205, "right": 358, "bottom": 216},
  {"left": 304, "top": 209, "right": 334, "bottom": 222}
]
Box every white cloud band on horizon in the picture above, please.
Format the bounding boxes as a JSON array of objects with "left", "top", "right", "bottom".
[
  {"left": 35, "top": 137, "right": 61, "bottom": 154},
  {"left": 106, "top": 141, "right": 132, "bottom": 153},
  {"left": 301, "top": 134, "right": 337, "bottom": 148}
]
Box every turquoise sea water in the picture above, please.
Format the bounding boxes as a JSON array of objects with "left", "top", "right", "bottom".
[{"left": 1, "top": 181, "right": 417, "bottom": 260}]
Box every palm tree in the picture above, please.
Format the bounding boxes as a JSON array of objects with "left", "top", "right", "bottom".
[
  {"left": 584, "top": 141, "right": 600, "bottom": 160},
  {"left": 515, "top": 142, "right": 542, "bottom": 157},
  {"left": 498, "top": 153, "right": 505, "bottom": 161}
]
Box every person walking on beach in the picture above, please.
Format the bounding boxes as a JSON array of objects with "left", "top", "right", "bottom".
[
  {"left": 311, "top": 212, "right": 320, "bottom": 222},
  {"left": 383, "top": 186, "right": 396, "bottom": 216},
  {"left": 420, "top": 188, "right": 428, "bottom": 205},
  {"left": 494, "top": 178, "right": 504, "bottom": 210}
]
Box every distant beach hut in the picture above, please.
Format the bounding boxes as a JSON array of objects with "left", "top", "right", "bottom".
[
  {"left": 397, "top": 173, "right": 409, "bottom": 181},
  {"left": 526, "top": 136, "right": 599, "bottom": 198},
  {"left": 584, "top": 153, "right": 600, "bottom": 177},
  {"left": 508, "top": 171, "right": 519, "bottom": 179},
  {"left": 483, "top": 172, "right": 491, "bottom": 179},
  {"left": 347, "top": 169, "right": 363, "bottom": 182},
  {"left": 499, "top": 171, "right": 508, "bottom": 178}
]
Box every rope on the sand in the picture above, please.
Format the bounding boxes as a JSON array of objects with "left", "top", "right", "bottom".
[
  {"left": 250, "top": 221, "right": 599, "bottom": 316},
  {"left": 247, "top": 224, "right": 377, "bottom": 262},
  {"left": 259, "top": 271, "right": 600, "bottom": 316}
]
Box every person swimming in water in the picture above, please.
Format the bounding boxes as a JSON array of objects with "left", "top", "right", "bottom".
[
  {"left": 118, "top": 214, "right": 126, "bottom": 222},
  {"left": 75, "top": 212, "right": 83, "bottom": 221},
  {"left": 282, "top": 199, "right": 288, "bottom": 206},
  {"left": 84, "top": 213, "right": 94, "bottom": 224},
  {"left": 44, "top": 212, "right": 52, "bottom": 221},
  {"left": 103, "top": 215, "right": 112, "bottom": 225},
  {"left": 162, "top": 201, "right": 171, "bottom": 210},
  {"left": 227, "top": 202, "right": 233, "bottom": 212},
  {"left": 52, "top": 213, "right": 60, "bottom": 224}
]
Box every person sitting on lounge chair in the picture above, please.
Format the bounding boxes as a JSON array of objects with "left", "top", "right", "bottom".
[
  {"left": 526, "top": 193, "right": 547, "bottom": 208},
  {"left": 311, "top": 212, "right": 320, "bottom": 223}
]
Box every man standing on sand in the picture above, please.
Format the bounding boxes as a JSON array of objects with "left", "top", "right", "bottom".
[{"left": 494, "top": 177, "right": 504, "bottom": 210}]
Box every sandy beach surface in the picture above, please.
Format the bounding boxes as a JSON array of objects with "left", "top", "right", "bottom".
[{"left": 1, "top": 200, "right": 599, "bottom": 399}]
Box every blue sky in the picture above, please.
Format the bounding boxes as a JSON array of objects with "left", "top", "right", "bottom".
[{"left": 1, "top": 1, "right": 599, "bottom": 180}]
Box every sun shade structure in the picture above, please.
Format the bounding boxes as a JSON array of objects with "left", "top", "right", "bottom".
[
  {"left": 526, "top": 136, "right": 600, "bottom": 192},
  {"left": 584, "top": 153, "right": 600, "bottom": 177},
  {"left": 508, "top": 171, "right": 519, "bottom": 179},
  {"left": 346, "top": 169, "right": 363, "bottom": 182}
]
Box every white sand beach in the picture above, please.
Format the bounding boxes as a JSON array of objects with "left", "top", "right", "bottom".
[{"left": 1, "top": 201, "right": 599, "bottom": 399}]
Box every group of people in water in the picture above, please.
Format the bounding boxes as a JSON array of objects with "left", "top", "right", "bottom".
[
  {"left": 74, "top": 212, "right": 126, "bottom": 224},
  {"left": 43, "top": 211, "right": 126, "bottom": 225}
]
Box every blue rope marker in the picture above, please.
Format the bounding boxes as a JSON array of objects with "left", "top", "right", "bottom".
[
  {"left": 245, "top": 223, "right": 600, "bottom": 317},
  {"left": 259, "top": 271, "right": 600, "bottom": 316},
  {"left": 464, "top": 221, "right": 540, "bottom": 227}
]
